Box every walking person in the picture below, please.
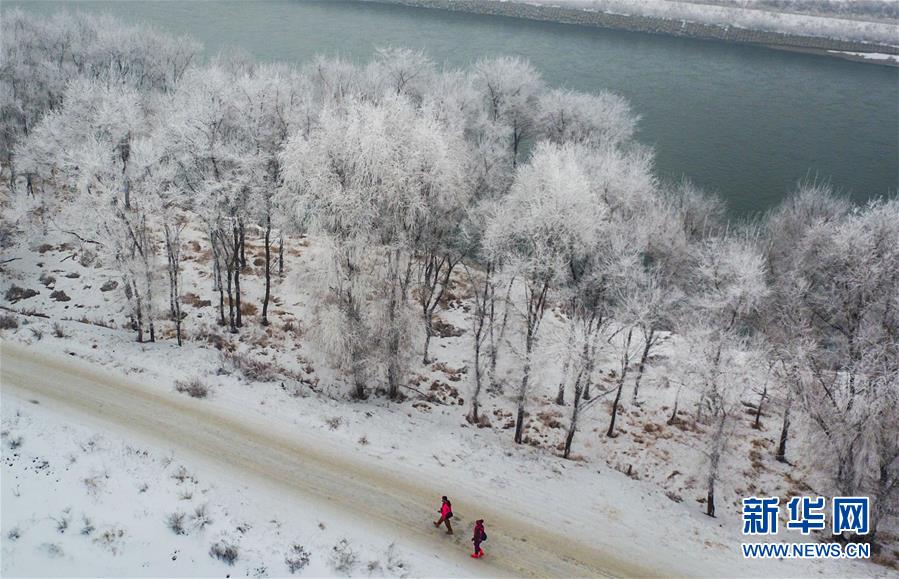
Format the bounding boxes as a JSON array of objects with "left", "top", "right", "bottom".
[
  {"left": 471, "top": 519, "right": 487, "bottom": 558},
  {"left": 433, "top": 496, "right": 453, "bottom": 535}
]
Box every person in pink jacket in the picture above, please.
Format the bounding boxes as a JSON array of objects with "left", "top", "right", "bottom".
[
  {"left": 433, "top": 496, "right": 453, "bottom": 534},
  {"left": 471, "top": 519, "right": 487, "bottom": 558}
]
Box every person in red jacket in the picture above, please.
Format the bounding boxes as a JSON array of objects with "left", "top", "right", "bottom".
[
  {"left": 471, "top": 519, "right": 486, "bottom": 558},
  {"left": 433, "top": 496, "right": 453, "bottom": 534}
]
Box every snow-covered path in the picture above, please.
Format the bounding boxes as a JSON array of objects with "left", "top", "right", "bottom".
[{"left": 0, "top": 342, "right": 651, "bottom": 578}]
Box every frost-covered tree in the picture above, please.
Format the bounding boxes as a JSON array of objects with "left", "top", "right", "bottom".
[
  {"left": 536, "top": 88, "right": 636, "bottom": 148},
  {"left": 163, "top": 65, "right": 251, "bottom": 332},
  {"left": 672, "top": 327, "right": 763, "bottom": 518},
  {"left": 670, "top": 230, "right": 770, "bottom": 518},
  {"left": 688, "top": 233, "right": 768, "bottom": 421},
  {"left": 485, "top": 141, "right": 601, "bottom": 443},
  {"left": 776, "top": 196, "right": 899, "bottom": 540},
  {"left": 364, "top": 47, "right": 435, "bottom": 103},
  {"left": 282, "top": 95, "right": 467, "bottom": 399},
  {"left": 473, "top": 56, "right": 544, "bottom": 167},
  {"left": 0, "top": 10, "right": 199, "bottom": 194},
  {"left": 761, "top": 183, "right": 851, "bottom": 462},
  {"left": 15, "top": 75, "right": 162, "bottom": 341},
  {"left": 231, "top": 65, "right": 308, "bottom": 326}
]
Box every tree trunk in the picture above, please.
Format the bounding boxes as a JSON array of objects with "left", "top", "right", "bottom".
[
  {"left": 469, "top": 339, "right": 482, "bottom": 425},
  {"left": 211, "top": 230, "right": 224, "bottom": 324},
  {"left": 513, "top": 335, "right": 533, "bottom": 444},
  {"left": 144, "top": 266, "right": 155, "bottom": 343},
  {"left": 706, "top": 413, "right": 726, "bottom": 518},
  {"left": 7, "top": 153, "right": 16, "bottom": 195},
  {"left": 386, "top": 249, "right": 404, "bottom": 400},
  {"left": 668, "top": 394, "right": 680, "bottom": 425},
  {"left": 278, "top": 235, "right": 284, "bottom": 277},
  {"left": 349, "top": 304, "right": 366, "bottom": 399},
  {"left": 165, "top": 224, "right": 182, "bottom": 347},
  {"left": 513, "top": 402, "right": 526, "bottom": 445},
  {"left": 606, "top": 381, "right": 624, "bottom": 437},
  {"left": 753, "top": 383, "right": 767, "bottom": 430},
  {"left": 467, "top": 265, "right": 490, "bottom": 425},
  {"left": 563, "top": 380, "right": 583, "bottom": 459},
  {"left": 607, "top": 328, "right": 633, "bottom": 437},
  {"left": 422, "top": 317, "right": 433, "bottom": 365},
  {"left": 556, "top": 322, "right": 576, "bottom": 405},
  {"left": 132, "top": 279, "right": 144, "bottom": 343},
  {"left": 469, "top": 340, "right": 482, "bottom": 424},
  {"left": 212, "top": 237, "right": 221, "bottom": 292},
  {"left": 488, "top": 277, "right": 514, "bottom": 393},
  {"left": 632, "top": 328, "right": 654, "bottom": 403},
  {"left": 261, "top": 213, "right": 271, "bottom": 326},
  {"left": 223, "top": 232, "right": 235, "bottom": 333},
  {"left": 556, "top": 382, "right": 566, "bottom": 406},
  {"left": 233, "top": 224, "right": 242, "bottom": 328},
  {"left": 775, "top": 392, "right": 792, "bottom": 463},
  {"left": 239, "top": 220, "right": 246, "bottom": 269}
]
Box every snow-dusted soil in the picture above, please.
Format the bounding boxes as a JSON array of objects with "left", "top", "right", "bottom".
[{"left": 1, "top": 201, "right": 895, "bottom": 576}]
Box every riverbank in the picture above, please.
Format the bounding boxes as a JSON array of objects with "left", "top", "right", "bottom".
[{"left": 368, "top": 0, "right": 899, "bottom": 65}]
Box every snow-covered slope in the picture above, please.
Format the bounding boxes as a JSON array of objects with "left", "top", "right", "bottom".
[{"left": 1, "top": 197, "right": 892, "bottom": 576}]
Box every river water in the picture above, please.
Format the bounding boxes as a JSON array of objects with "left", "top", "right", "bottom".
[{"left": 9, "top": 0, "right": 898, "bottom": 215}]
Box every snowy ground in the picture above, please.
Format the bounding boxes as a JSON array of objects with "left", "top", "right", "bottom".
[
  {"left": 1, "top": 198, "right": 896, "bottom": 576},
  {"left": 1, "top": 391, "right": 436, "bottom": 577},
  {"left": 827, "top": 50, "right": 899, "bottom": 63}
]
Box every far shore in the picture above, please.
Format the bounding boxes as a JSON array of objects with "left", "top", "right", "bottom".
[{"left": 366, "top": 0, "right": 899, "bottom": 66}]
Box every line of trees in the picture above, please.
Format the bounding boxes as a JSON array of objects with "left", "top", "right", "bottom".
[{"left": 2, "top": 10, "right": 896, "bottom": 540}]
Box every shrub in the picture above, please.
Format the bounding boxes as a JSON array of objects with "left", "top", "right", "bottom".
[
  {"left": 197, "top": 328, "right": 229, "bottom": 351},
  {"left": 210, "top": 540, "right": 239, "bottom": 566},
  {"left": 175, "top": 378, "right": 210, "bottom": 399},
  {"left": 240, "top": 302, "right": 258, "bottom": 316},
  {"left": 191, "top": 504, "right": 213, "bottom": 531},
  {"left": 100, "top": 280, "right": 118, "bottom": 292},
  {"left": 5, "top": 285, "right": 38, "bottom": 303},
  {"left": 80, "top": 516, "right": 95, "bottom": 536},
  {"left": 50, "top": 290, "right": 71, "bottom": 302},
  {"left": 93, "top": 526, "right": 125, "bottom": 554},
  {"left": 52, "top": 322, "right": 67, "bottom": 338},
  {"left": 171, "top": 466, "right": 196, "bottom": 484},
  {"left": 222, "top": 350, "right": 277, "bottom": 382},
  {"left": 39, "top": 273, "right": 56, "bottom": 287},
  {"left": 285, "top": 544, "right": 311, "bottom": 574},
  {"left": 182, "top": 292, "right": 212, "bottom": 308},
  {"left": 0, "top": 314, "right": 18, "bottom": 330},
  {"left": 385, "top": 542, "right": 406, "bottom": 573},
  {"left": 329, "top": 539, "right": 357, "bottom": 575},
  {"left": 83, "top": 472, "right": 107, "bottom": 496},
  {"left": 55, "top": 514, "right": 70, "bottom": 534},
  {"left": 7, "top": 527, "right": 21, "bottom": 541},
  {"left": 167, "top": 512, "right": 188, "bottom": 535}
]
